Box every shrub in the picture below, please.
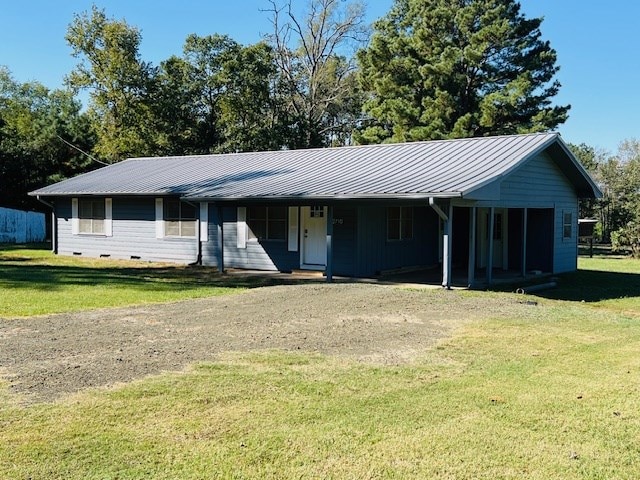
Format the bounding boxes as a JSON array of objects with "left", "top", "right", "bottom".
[{"left": 612, "top": 222, "right": 640, "bottom": 258}]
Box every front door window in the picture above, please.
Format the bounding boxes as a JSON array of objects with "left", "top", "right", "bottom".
[{"left": 310, "top": 206, "right": 324, "bottom": 218}]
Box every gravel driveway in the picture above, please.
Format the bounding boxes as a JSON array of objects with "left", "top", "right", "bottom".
[{"left": 0, "top": 283, "right": 502, "bottom": 403}]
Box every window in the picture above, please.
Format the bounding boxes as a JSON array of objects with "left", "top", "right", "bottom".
[
  {"left": 79, "top": 199, "right": 106, "bottom": 234},
  {"left": 310, "top": 206, "right": 324, "bottom": 218},
  {"left": 247, "top": 206, "right": 287, "bottom": 241},
  {"left": 73, "top": 198, "right": 111, "bottom": 236},
  {"left": 164, "top": 199, "right": 197, "bottom": 237},
  {"left": 387, "top": 206, "right": 413, "bottom": 241},
  {"left": 563, "top": 211, "right": 573, "bottom": 239}
]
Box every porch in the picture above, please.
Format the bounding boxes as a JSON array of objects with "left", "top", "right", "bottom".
[
  {"left": 210, "top": 202, "right": 557, "bottom": 289},
  {"left": 439, "top": 205, "right": 555, "bottom": 288}
]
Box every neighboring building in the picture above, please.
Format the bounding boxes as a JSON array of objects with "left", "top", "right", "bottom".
[
  {"left": 0, "top": 206, "right": 46, "bottom": 244},
  {"left": 30, "top": 133, "right": 601, "bottom": 287}
]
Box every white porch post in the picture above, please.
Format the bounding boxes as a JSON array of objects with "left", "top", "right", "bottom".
[
  {"left": 468, "top": 206, "right": 476, "bottom": 287},
  {"left": 522, "top": 208, "right": 528, "bottom": 277},
  {"left": 442, "top": 203, "right": 453, "bottom": 289},
  {"left": 194, "top": 201, "right": 201, "bottom": 265},
  {"left": 429, "top": 198, "right": 452, "bottom": 289},
  {"left": 326, "top": 205, "right": 334, "bottom": 283},
  {"left": 487, "top": 207, "right": 495, "bottom": 285},
  {"left": 51, "top": 210, "right": 57, "bottom": 254},
  {"left": 216, "top": 206, "right": 225, "bottom": 273}
]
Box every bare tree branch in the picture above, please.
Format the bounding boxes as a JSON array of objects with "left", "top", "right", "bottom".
[{"left": 265, "top": 0, "right": 368, "bottom": 147}]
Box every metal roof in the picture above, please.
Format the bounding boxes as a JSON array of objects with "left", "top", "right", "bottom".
[{"left": 30, "top": 132, "right": 601, "bottom": 200}]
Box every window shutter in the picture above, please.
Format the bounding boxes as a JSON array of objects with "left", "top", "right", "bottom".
[
  {"left": 105, "top": 198, "right": 113, "bottom": 237},
  {"left": 71, "top": 198, "right": 79, "bottom": 235},
  {"left": 200, "top": 203, "right": 208, "bottom": 242},
  {"left": 288, "top": 206, "right": 299, "bottom": 251},
  {"left": 237, "top": 207, "right": 246, "bottom": 249},
  {"left": 155, "top": 198, "right": 164, "bottom": 238}
]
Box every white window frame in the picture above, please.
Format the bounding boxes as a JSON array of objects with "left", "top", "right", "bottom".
[
  {"left": 246, "top": 206, "right": 287, "bottom": 242},
  {"left": 155, "top": 198, "right": 164, "bottom": 238},
  {"left": 288, "top": 207, "right": 299, "bottom": 252},
  {"left": 237, "top": 207, "right": 247, "bottom": 248},
  {"left": 156, "top": 198, "right": 196, "bottom": 238},
  {"left": 72, "top": 197, "right": 112, "bottom": 236},
  {"left": 237, "top": 206, "right": 295, "bottom": 249},
  {"left": 563, "top": 211, "right": 573, "bottom": 240},
  {"left": 199, "top": 203, "right": 209, "bottom": 242}
]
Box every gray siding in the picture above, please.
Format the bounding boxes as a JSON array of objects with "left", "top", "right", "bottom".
[
  {"left": 499, "top": 151, "right": 578, "bottom": 274},
  {"left": 356, "top": 205, "right": 440, "bottom": 277},
  {"left": 202, "top": 203, "right": 438, "bottom": 277},
  {"left": 201, "top": 204, "right": 219, "bottom": 267},
  {"left": 203, "top": 206, "right": 299, "bottom": 272},
  {"left": 55, "top": 197, "right": 197, "bottom": 263},
  {"left": 332, "top": 206, "right": 357, "bottom": 276}
]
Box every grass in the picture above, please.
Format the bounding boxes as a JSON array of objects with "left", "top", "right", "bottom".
[
  {"left": 541, "top": 253, "right": 640, "bottom": 314},
  {"left": 0, "top": 244, "right": 252, "bottom": 316},
  {"left": 1, "top": 247, "right": 640, "bottom": 478}
]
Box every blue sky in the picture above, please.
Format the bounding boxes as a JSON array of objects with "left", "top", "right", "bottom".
[{"left": 1, "top": 1, "right": 638, "bottom": 153}]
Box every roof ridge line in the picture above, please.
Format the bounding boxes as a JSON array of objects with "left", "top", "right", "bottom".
[{"left": 126, "top": 132, "right": 560, "bottom": 161}]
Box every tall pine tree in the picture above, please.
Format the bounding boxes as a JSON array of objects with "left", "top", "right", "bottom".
[{"left": 357, "top": 0, "right": 569, "bottom": 143}]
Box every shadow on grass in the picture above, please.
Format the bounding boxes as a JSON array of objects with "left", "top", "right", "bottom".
[
  {"left": 0, "top": 262, "right": 316, "bottom": 293},
  {"left": 0, "top": 243, "right": 330, "bottom": 293},
  {"left": 3, "top": 245, "right": 637, "bottom": 302},
  {"left": 530, "top": 268, "right": 640, "bottom": 303}
]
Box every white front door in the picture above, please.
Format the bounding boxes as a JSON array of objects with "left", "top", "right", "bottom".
[{"left": 301, "top": 206, "right": 327, "bottom": 268}]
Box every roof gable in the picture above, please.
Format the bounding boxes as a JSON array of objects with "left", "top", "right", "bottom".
[{"left": 30, "top": 133, "right": 601, "bottom": 201}]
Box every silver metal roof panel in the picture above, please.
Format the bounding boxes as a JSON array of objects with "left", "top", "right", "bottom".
[{"left": 30, "top": 133, "right": 601, "bottom": 200}]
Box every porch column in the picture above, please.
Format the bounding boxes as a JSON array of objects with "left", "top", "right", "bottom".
[
  {"left": 521, "top": 208, "right": 528, "bottom": 277},
  {"left": 51, "top": 210, "right": 58, "bottom": 254},
  {"left": 429, "top": 198, "right": 452, "bottom": 289},
  {"left": 487, "top": 207, "right": 495, "bottom": 285},
  {"left": 468, "top": 206, "right": 476, "bottom": 287},
  {"left": 216, "top": 206, "right": 225, "bottom": 274},
  {"left": 442, "top": 202, "right": 453, "bottom": 289},
  {"left": 194, "top": 202, "right": 201, "bottom": 265},
  {"left": 326, "top": 205, "right": 333, "bottom": 283}
]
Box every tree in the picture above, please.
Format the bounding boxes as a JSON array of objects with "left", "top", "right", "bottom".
[
  {"left": 153, "top": 35, "right": 283, "bottom": 155},
  {"left": 65, "top": 6, "right": 156, "bottom": 162},
  {"left": 217, "top": 41, "right": 285, "bottom": 153},
  {"left": 570, "top": 140, "right": 640, "bottom": 255},
  {"left": 266, "top": 0, "right": 368, "bottom": 147},
  {"left": 181, "top": 33, "right": 239, "bottom": 152},
  {"left": 569, "top": 143, "right": 606, "bottom": 220},
  {"left": 357, "top": 0, "right": 569, "bottom": 143},
  {"left": 151, "top": 55, "right": 202, "bottom": 156},
  {"left": 606, "top": 141, "right": 640, "bottom": 256},
  {"left": 0, "top": 67, "right": 95, "bottom": 209}
]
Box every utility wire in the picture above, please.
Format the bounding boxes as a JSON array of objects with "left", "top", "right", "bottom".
[{"left": 56, "top": 135, "right": 109, "bottom": 166}]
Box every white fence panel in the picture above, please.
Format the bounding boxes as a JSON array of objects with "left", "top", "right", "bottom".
[{"left": 0, "top": 207, "right": 46, "bottom": 243}]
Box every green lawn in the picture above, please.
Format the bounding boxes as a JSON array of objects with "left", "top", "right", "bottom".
[
  {"left": 543, "top": 254, "right": 640, "bottom": 314},
  {"left": 0, "top": 244, "right": 247, "bottom": 316},
  {"left": 1, "top": 247, "right": 640, "bottom": 478}
]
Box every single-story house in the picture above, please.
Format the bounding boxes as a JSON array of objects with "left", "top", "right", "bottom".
[{"left": 30, "top": 132, "right": 601, "bottom": 287}]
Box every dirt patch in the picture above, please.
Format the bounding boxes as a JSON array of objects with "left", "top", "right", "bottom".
[{"left": 0, "top": 283, "right": 520, "bottom": 403}]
